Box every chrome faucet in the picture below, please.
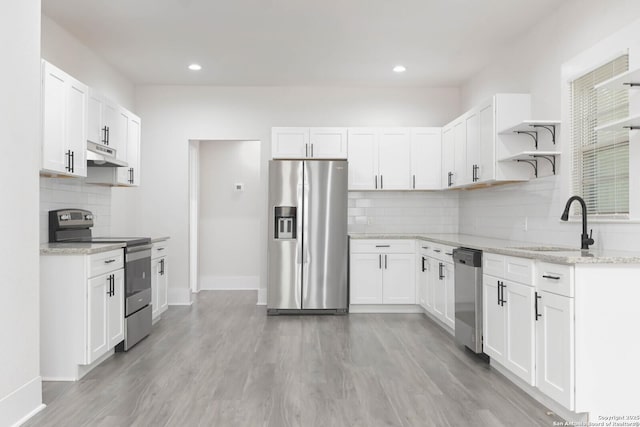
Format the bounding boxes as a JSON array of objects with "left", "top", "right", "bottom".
[{"left": 560, "top": 196, "right": 594, "bottom": 250}]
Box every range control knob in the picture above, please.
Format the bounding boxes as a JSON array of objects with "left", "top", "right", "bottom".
[
  {"left": 85, "top": 214, "right": 93, "bottom": 220},
  {"left": 59, "top": 214, "right": 71, "bottom": 221}
]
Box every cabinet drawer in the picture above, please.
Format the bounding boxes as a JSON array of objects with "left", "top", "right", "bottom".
[
  {"left": 504, "top": 256, "right": 534, "bottom": 286},
  {"left": 350, "top": 239, "right": 414, "bottom": 254},
  {"left": 88, "top": 249, "right": 124, "bottom": 278},
  {"left": 429, "top": 244, "right": 455, "bottom": 262},
  {"left": 536, "top": 262, "right": 574, "bottom": 297},
  {"left": 152, "top": 242, "right": 169, "bottom": 259},
  {"left": 484, "top": 252, "right": 505, "bottom": 277}
]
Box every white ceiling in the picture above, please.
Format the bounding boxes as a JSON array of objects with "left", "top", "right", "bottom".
[{"left": 42, "top": 0, "right": 565, "bottom": 87}]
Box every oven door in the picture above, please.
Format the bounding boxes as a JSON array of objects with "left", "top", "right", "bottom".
[{"left": 125, "top": 244, "right": 152, "bottom": 316}]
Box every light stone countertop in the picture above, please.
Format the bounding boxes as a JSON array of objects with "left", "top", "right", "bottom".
[
  {"left": 40, "top": 242, "right": 126, "bottom": 255},
  {"left": 151, "top": 236, "right": 170, "bottom": 244},
  {"left": 349, "top": 233, "right": 640, "bottom": 265}
]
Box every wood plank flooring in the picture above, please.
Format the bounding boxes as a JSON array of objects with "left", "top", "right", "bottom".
[{"left": 25, "top": 291, "right": 562, "bottom": 426}]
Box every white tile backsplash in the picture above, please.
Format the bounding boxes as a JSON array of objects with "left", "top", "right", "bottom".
[
  {"left": 348, "top": 191, "right": 459, "bottom": 234},
  {"left": 40, "top": 177, "right": 111, "bottom": 243}
]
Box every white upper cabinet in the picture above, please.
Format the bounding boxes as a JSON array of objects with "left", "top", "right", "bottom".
[
  {"left": 309, "top": 127, "right": 347, "bottom": 158},
  {"left": 41, "top": 60, "right": 88, "bottom": 177},
  {"left": 378, "top": 128, "right": 411, "bottom": 190},
  {"left": 441, "top": 93, "right": 531, "bottom": 188},
  {"left": 272, "top": 127, "right": 347, "bottom": 159},
  {"left": 87, "top": 90, "right": 119, "bottom": 152},
  {"left": 347, "top": 127, "right": 421, "bottom": 191},
  {"left": 411, "top": 128, "right": 442, "bottom": 190},
  {"left": 441, "top": 124, "right": 455, "bottom": 188},
  {"left": 347, "top": 128, "right": 379, "bottom": 190}
]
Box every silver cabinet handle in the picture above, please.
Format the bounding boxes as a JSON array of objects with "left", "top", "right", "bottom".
[
  {"left": 375, "top": 245, "right": 390, "bottom": 248},
  {"left": 379, "top": 254, "right": 382, "bottom": 269},
  {"left": 305, "top": 143, "right": 309, "bottom": 157},
  {"left": 445, "top": 252, "right": 453, "bottom": 256},
  {"left": 311, "top": 143, "right": 314, "bottom": 157},
  {"left": 422, "top": 246, "right": 429, "bottom": 249},
  {"left": 380, "top": 175, "right": 383, "bottom": 189},
  {"left": 542, "top": 275, "right": 560, "bottom": 280},
  {"left": 104, "top": 259, "right": 116, "bottom": 264},
  {"left": 433, "top": 249, "right": 441, "bottom": 253},
  {"left": 157, "top": 247, "right": 165, "bottom": 251},
  {"left": 375, "top": 175, "right": 378, "bottom": 189},
  {"left": 413, "top": 175, "right": 416, "bottom": 189},
  {"left": 385, "top": 254, "right": 387, "bottom": 269}
]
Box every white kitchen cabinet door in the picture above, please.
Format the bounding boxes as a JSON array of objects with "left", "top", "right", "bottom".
[
  {"left": 127, "top": 113, "right": 141, "bottom": 186},
  {"left": 87, "top": 274, "right": 109, "bottom": 364},
  {"left": 411, "top": 128, "right": 442, "bottom": 190},
  {"left": 152, "top": 257, "right": 168, "bottom": 320},
  {"left": 442, "top": 126, "right": 455, "bottom": 189},
  {"left": 378, "top": 129, "right": 411, "bottom": 190},
  {"left": 483, "top": 275, "right": 506, "bottom": 363},
  {"left": 350, "top": 253, "right": 383, "bottom": 304},
  {"left": 504, "top": 280, "right": 535, "bottom": 385},
  {"left": 453, "top": 119, "right": 467, "bottom": 186},
  {"left": 443, "top": 262, "right": 455, "bottom": 329},
  {"left": 382, "top": 253, "right": 415, "bottom": 304},
  {"left": 536, "top": 291, "right": 575, "bottom": 410},
  {"left": 465, "top": 110, "right": 479, "bottom": 185},
  {"left": 417, "top": 255, "right": 432, "bottom": 311},
  {"left": 309, "top": 127, "right": 347, "bottom": 158},
  {"left": 87, "top": 90, "right": 104, "bottom": 146},
  {"left": 113, "top": 107, "right": 129, "bottom": 162},
  {"left": 477, "top": 100, "right": 495, "bottom": 182},
  {"left": 347, "top": 128, "right": 378, "bottom": 190},
  {"left": 433, "top": 260, "right": 446, "bottom": 319},
  {"left": 107, "top": 270, "right": 125, "bottom": 349},
  {"left": 41, "top": 60, "right": 88, "bottom": 177},
  {"left": 272, "top": 127, "right": 309, "bottom": 159}
]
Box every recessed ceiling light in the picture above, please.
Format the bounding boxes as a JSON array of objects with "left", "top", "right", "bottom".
[
  {"left": 188, "top": 63, "right": 202, "bottom": 71},
  {"left": 393, "top": 65, "right": 406, "bottom": 73}
]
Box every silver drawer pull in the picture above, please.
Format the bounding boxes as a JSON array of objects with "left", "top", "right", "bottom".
[
  {"left": 433, "top": 249, "right": 441, "bottom": 253},
  {"left": 104, "top": 259, "right": 116, "bottom": 264},
  {"left": 375, "top": 245, "right": 390, "bottom": 248},
  {"left": 422, "top": 246, "right": 429, "bottom": 249},
  {"left": 157, "top": 247, "right": 165, "bottom": 251},
  {"left": 445, "top": 252, "right": 453, "bottom": 256},
  {"left": 542, "top": 274, "right": 560, "bottom": 280}
]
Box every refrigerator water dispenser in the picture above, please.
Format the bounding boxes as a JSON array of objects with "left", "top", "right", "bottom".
[{"left": 274, "top": 206, "right": 296, "bottom": 239}]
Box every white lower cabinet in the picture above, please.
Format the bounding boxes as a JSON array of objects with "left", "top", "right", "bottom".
[
  {"left": 417, "top": 249, "right": 434, "bottom": 313},
  {"left": 536, "top": 289, "right": 575, "bottom": 410},
  {"left": 151, "top": 241, "right": 169, "bottom": 321},
  {"left": 350, "top": 240, "right": 415, "bottom": 305},
  {"left": 482, "top": 254, "right": 535, "bottom": 385},
  {"left": 419, "top": 243, "right": 455, "bottom": 330},
  {"left": 41, "top": 249, "right": 125, "bottom": 380}
]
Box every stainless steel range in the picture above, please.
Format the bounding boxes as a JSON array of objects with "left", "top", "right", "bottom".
[{"left": 49, "top": 209, "right": 152, "bottom": 351}]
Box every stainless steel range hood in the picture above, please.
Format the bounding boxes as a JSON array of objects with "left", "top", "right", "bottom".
[{"left": 87, "top": 141, "right": 128, "bottom": 167}]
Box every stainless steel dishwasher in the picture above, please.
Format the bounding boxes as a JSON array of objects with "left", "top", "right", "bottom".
[{"left": 453, "top": 247, "right": 483, "bottom": 353}]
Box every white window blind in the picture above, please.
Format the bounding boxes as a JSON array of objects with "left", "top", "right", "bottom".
[{"left": 570, "top": 55, "right": 629, "bottom": 217}]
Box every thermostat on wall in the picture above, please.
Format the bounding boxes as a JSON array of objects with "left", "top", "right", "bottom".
[{"left": 234, "top": 183, "right": 244, "bottom": 192}]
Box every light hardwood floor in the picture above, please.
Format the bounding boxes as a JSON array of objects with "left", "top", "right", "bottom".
[{"left": 26, "top": 291, "right": 562, "bottom": 426}]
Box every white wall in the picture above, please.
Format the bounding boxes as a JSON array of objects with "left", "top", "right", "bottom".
[
  {"left": 198, "top": 140, "right": 262, "bottom": 290},
  {"left": 132, "top": 85, "right": 460, "bottom": 304},
  {"left": 459, "top": 0, "right": 640, "bottom": 252},
  {"left": 40, "top": 14, "right": 138, "bottom": 238},
  {"left": 0, "top": 1, "right": 44, "bottom": 425}
]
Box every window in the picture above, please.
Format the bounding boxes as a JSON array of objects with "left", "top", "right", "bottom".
[{"left": 570, "top": 54, "right": 629, "bottom": 217}]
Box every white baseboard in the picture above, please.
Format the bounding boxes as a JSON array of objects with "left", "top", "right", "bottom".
[
  {"left": 199, "top": 275, "right": 259, "bottom": 291},
  {"left": 168, "top": 287, "right": 193, "bottom": 306},
  {"left": 349, "top": 304, "right": 423, "bottom": 314},
  {"left": 0, "top": 376, "right": 44, "bottom": 427},
  {"left": 257, "top": 288, "right": 267, "bottom": 305},
  {"left": 490, "top": 360, "right": 587, "bottom": 424}
]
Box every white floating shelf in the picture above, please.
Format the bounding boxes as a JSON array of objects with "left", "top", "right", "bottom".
[
  {"left": 499, "top": 151, "right": 561, "bottom": 162},
  {"left": 594, "top": 114, "right": 640, "bottom": 132},
  {"left": 594, "top": 68, "right": 640, "bottom": 91},
  {"left": 498, "top": 120, "right": 561, "bottom": 135}
]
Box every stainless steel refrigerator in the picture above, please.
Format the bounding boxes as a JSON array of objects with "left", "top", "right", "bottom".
[{"left": 267, "top": 160, "right": 348, "bottom": 314}]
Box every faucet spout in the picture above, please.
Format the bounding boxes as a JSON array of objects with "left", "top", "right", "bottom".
[{"left": 560, "top": 196, "right": 594, "bottom": 250}]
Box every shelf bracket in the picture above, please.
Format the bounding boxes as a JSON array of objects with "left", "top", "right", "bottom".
[
  {"left": 533, "top": 155, "right": 557, "bottom": 175},
  {"left": 514, "top": 131, "right": 538, "bottom": 149},
  {"left": 517, "top": 159, "right": 538, "bottom": 177},
  {"left": 531, "top": 124, "right": 557, "bottom": 144}
]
